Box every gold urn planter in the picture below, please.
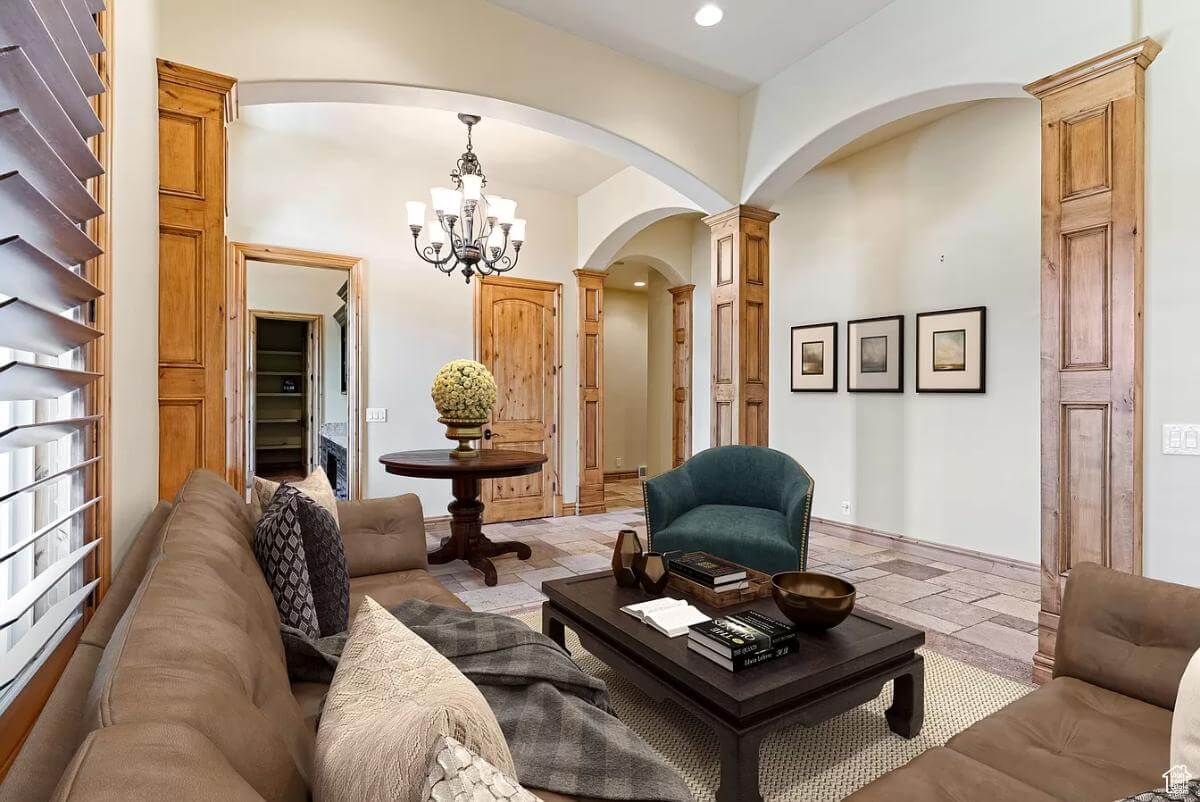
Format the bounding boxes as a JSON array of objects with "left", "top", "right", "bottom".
[
  {"left": 439, "top": 417, "right": 488, "bottom": 459},
  {"left": 431, "top": 359, "right": 498, "bottom": 459}
]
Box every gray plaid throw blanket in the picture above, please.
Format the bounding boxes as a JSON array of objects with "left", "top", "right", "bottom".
[{"left": 282, "top": 599, "right": 692, "bottom": 802}]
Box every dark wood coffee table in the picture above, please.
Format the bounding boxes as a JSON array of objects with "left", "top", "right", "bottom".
[{"left": 541, "top": 572, "right": 925, "bottom": 802}]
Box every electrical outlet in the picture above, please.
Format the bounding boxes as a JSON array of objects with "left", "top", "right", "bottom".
[
  {"left": 841, "top": 501, "right": 852, "bottom": 516},
  {"left": 366, "top": 407, "right": 388, "bottom": 423},
  {"left": 615, "top": 456, "right": 623, "bottom": 468}
]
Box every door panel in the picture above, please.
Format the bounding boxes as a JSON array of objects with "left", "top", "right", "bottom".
[{"left": 477, "top": 278, "right": 560, "bottom": 522}]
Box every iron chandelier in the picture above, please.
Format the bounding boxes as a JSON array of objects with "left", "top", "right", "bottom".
[{"left": 406, "top": 113, "right": 526, "bottom": 283}]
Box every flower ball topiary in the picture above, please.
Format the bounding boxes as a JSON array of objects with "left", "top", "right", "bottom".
[{"left": 431, "top": 359, "right": 497, "bottom": 422}]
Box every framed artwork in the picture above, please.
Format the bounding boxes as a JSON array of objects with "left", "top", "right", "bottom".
[
  {"left": 790, "top": 322, "right": 837, "bottom": 392},
  {"left": 847, "top": 315, "right": 904, "bottom": 392},
  {"left": 916, "top": 306, "right": 986, "bottom": 393}
]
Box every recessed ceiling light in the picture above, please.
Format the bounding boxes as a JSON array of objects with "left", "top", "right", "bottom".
[
  {"left": 633, "top": 280, "right": 647, "bottom": 287},
  {"left": 694, "top": 4, "right": 723, "bottom": 26}
]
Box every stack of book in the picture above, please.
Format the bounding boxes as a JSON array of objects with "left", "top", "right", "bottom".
[
  {"left": 669, "top": 552, "right": 749, "bottom": 593},
  {"left": 686, "top": 610, "right": 797, "bottom": 671}
]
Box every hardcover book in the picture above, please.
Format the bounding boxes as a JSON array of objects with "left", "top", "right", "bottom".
[
  {"left": 687, "top": 611, "right": 797, "bottom": 658},
  {"left": 669, "top": 552, "right": 748, "bottom": 587},
  {"left": 687, "top": 638, "right": 795, "bottom": 671}
]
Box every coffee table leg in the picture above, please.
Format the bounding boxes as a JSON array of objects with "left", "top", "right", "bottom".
[
  {"left": 542, "top": 605, "right": 568, "bottom": 653},
  {"left": 885, "top": 655, "right": 925, "bottom": 738},
  {"left": 717, "top": 729, "right": 763, "bottom": 802}
]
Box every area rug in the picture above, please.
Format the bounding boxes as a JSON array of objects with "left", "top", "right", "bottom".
[{"left": 513, "top": 610, "right": 1030, "bottom": 801}]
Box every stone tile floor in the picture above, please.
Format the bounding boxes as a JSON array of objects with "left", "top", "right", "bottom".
[{"left": 428, "top": 478, "right": 1039, "bottom": 685}]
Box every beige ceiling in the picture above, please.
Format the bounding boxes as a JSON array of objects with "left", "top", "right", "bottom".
[{"left": 238, "top": 103, "right": 627, "bottom": 197}]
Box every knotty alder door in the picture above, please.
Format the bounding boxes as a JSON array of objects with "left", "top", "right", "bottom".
[
  {"left": 157, "top": 62, "right": 235, "bottom": 500},
  {"left": 476, "top": 277, "right": 561, "bottom": 523}
]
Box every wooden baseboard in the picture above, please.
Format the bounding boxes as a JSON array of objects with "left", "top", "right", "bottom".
[
  {"left": 603, "top": 471, "right": 639, "bottom": 481},
  {"left": 810, "top": 516, "right": 1040, "bottom": 586}
]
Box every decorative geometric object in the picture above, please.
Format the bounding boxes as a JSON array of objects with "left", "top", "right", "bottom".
[
  {"left": 431, "top": 359, "right": 498, "bottom": 458},
  {"left": 790, "top": 322, "right": 837, "bottom": 392},
  {"left": 915, "top": 306, "right": 986, "bottom": 393},
  {"left": 847, "top": 315, "right": 904, "bottom": 393},
  {"left": 634, "top": 552, "right": 670, "bottom": 595},
  {"left": 612, "top": 528, "right": 643, "bottom": 587},
  {"left": 316, "top": 598, "right": 515, "bottom": 801},
  {"left": 421, "top": 736, "right": 539, "bottom": 802}
]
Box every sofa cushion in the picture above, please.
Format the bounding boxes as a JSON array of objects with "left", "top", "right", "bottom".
[
  {"left": 349, "top": 569, "right": 469, "bottom": 615},
  {"left": 1172, "top": 648, "right": 1200, "bottom": 770},
  {"left": 81, "top": 501, "right": 172, "bottom": 649},
  {"left": 338, "top": 493, "right": 429, "bottom": 577},
  {"left": 651, "top": 504, "right": 799, "bottom": 574},
  {"left": 253, "top": 466, "right": 340, "bottom": 525},
  {"left": 287, "top": 486, "right": 350, "bottom": 636},
  {"left": 1055, "top": 562, "right": 1200, "bottom": 709},
  {"left": 947, "top": 676, "right": 1170, "bottom": 801},
  {"left": 52, "top": 722, "right": 266, "bottom": 802},
  {"left": 842, "top": 746, "right": 1059, "bottom": 802},
  {"left": 315, "top": 598, "right": 514, "bottom": 801},
  {"left": 85, "top": 470, "right": 313, "bottom": 802},
  {"left": 254, "top": 486, "right": 322, "bottom": 639}
]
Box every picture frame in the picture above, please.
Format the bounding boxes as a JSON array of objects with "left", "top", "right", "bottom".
[
  {"left": 790, "top": 322, "right": 838, "bottom": 392},
  {"left": 916, "top": 306, "right": 986, "bottom": 393},
  {"left": 847, "top": 315, "right": 904, "bottom": 393}
]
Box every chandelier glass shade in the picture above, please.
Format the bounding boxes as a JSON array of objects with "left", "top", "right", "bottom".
[{"left": 407, "top": 113, "right": 526, "bottom": 283}]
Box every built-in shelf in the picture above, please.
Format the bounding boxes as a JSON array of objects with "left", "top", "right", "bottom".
[
  {"left": 0, "top": 172, "right": 102, "bottom": 266},
  {"left": 257, "top": 349, "right": 302, "bottom": 356},
  {"left": 63, "top": 0, "right": 104, "bottom": 55},
  {"left": 256, "top": 371, "right": 302, "bottom": 376},
  {"left": 0, "top": 237, "right": 101, "bottom": 312},
  {"left": 256, "top": 393, "right": 303, "bottom": 398},
  {"left": 257, "top": 418, "right": 302, "bottom": 424},
  {"left": 29, "top": 0, "right": 105, "bottom": 98},
  {"left": 0, "top": 361, "right": 100, "bottom": 401},
  {"left": 0, "top": 47, "right": 103, "bottom": 180},
  {"left": 0, "top": 297, "right": 101, "bottom": 354},
  {"left": 257, "top": 444, "right": 302, "bottom": 451},
  {"left": 0, "top": 109, "right": 101, "bottom": 223},
  {"left": 0, "top": 2, "right": 103, "bottom": 136},
  {"left": 0, "top": 415, "right": 98, "bottom": 453}
]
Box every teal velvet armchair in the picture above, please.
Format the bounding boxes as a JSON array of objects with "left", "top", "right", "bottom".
[{"left": 643, "top": 446, "right": 814, "bottom": 576}]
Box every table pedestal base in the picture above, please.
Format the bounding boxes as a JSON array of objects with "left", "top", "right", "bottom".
[{"left": 426, "top": 476, "right": 531, "bottom": 586}]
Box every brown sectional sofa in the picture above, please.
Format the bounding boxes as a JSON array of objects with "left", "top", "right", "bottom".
[
  {"left": 847, "top": 562, "right": 1200, "bottom": 801},
  {"left": 0, "top": 470, "right": 576, "bottom": 802}
]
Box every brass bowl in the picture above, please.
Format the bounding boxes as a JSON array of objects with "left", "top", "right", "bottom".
[{"left": 771, "top": 571, "right": 856, "bottom": 630}]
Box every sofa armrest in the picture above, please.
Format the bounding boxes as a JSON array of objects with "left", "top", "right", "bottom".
[
  {"left": 781, "top": 475, "right": 814, "bottom": 568},
  {"left": 643, "top": 467, "right": 698, "bottom": 545},
  {"left": 1055, "top": 562, "right": 1200, "bottom": 709},
  {"left": 336, "top": 494, "right": 428, "bottom": 577}
]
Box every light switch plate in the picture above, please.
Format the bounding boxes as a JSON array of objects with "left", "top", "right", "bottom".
[
  {"left": 366, "top": 407, "right": 387, "bottom": 423},
  {"left": 1162, "top": 424, "right": 1200, "bottom": 455}
]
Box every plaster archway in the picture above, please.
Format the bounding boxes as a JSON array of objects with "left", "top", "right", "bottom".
[
  {"left": 605, "top": 254, "right": 687, "bottom": 287},
  {"left": 744, "top": 82, "right": 1027, "bottom": 208},
  {"left": 238, "top": 81, "right": 731, "bottom": 214}
]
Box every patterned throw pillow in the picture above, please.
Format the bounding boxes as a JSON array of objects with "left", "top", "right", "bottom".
[
  {"left": 422, "top": 736, "right": 540, "bottom": 802},
  {"left": 315, "top": 598, "right": 515, "bottom": 802},
  {"left": 253, "top": 467, "right": 340, "bottom": 525},
  {"left": 253, "top": 486, "right": 321, "bottom": 640},
  {"left": 286, "top": 485, "right": 350, "bottom": 637}
]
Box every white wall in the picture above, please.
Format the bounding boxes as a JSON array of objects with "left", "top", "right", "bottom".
[
  {"left": 109, "top": 0, "right": 160, "bottom": 564},
  {"left": 246, "top": 261, "right": 348, "bottom": 426},
  {"left": 1141, "top": 0, "right": 1200, "bottom": 585},
  {"left": 602, "top": 289, "right": 648, "bottom": 474},
  {"left": 769, "top": 100, "right": 1041, "bottom": 563},
  {"left": 228, "top": 111, "right": 580, "bottom": 517}
]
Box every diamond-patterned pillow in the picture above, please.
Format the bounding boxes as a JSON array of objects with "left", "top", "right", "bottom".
[
  {"left": 288, "top": 485, "right": 350, "bottom": 637},
  {"left": 254, "top": 486, "right": 321, "bottom": 640}
]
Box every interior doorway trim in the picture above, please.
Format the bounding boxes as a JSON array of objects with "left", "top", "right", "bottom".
[
  {"left": 227, "top": 242, "right": 365, "bottom": 499},
  {"left": 669, "top": 283, "right": 695, "bottom": 467}
]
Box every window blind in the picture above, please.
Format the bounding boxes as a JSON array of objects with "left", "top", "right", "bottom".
[{"left": 0, "top": 0, "right": 106, "bottom": 712}]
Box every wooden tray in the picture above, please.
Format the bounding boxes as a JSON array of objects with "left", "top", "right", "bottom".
[{"left": 666, "top": 556, "right": 774, "bottom": 609}]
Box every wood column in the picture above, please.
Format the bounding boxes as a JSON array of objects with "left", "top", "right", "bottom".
[
  {"left": 1025, "top": 38, "right": 1159, "bottom": 684},
  {"left": 702, "top": 206, "right": 778, "bottom": 447},
  {"left": 574, "top": 270, "right": 606, "bottom": 514},
  {"left": 669, "top": 284, "right": 694, "bottom": 467},
  {"left": 157, "top": 61, "right": 236, "bottom": 500}
]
